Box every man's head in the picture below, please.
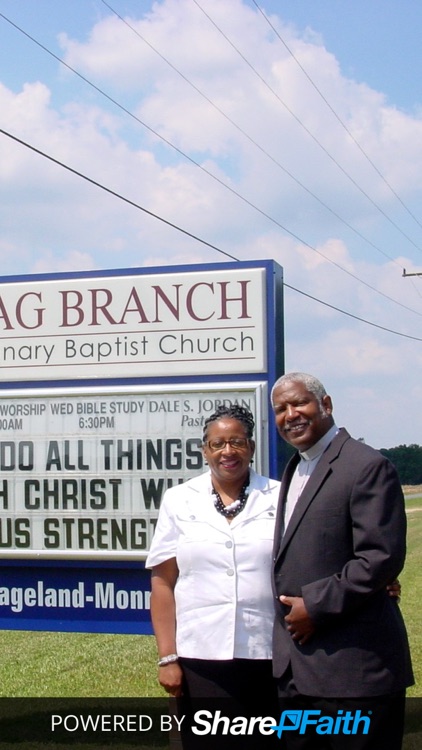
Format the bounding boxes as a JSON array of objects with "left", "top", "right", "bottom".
[{"left": 271, "top": 372, "right": 334, "bottom": 452}]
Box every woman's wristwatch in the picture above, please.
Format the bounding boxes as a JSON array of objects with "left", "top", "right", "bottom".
[{"left": 158, "top": 653, "right": 179, "bottom": 666}]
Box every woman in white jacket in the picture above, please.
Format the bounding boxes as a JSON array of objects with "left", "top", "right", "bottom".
[{"left": 146, "top": 404, "right": 280, "bottom": 747}]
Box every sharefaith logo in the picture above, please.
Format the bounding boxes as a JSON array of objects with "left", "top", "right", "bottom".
[{"left": 271, "top": 709, "right": 371, "bottom": 738}]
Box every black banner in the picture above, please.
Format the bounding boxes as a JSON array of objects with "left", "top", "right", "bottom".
[{"left": 0, "top": 697, "right": 419, "bottom": 748}]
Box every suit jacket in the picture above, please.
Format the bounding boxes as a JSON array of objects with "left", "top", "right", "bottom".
[{"left": 272, "top": 428, "right": 413, "bottom": 697}]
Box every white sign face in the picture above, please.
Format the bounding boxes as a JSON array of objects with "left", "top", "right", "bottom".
[
  {"left": 0, "top": 384, "right": 267, "bottom": 559},
  {"left": 0, "top": 267, "right": 267, "bottom": 380}
]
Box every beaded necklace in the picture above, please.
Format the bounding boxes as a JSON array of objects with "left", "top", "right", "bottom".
[{"left": 212, "top": 474, "right": 250, "bottom": 518}]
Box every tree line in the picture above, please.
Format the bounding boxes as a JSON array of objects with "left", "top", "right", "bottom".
[
  {"left": 279, "top": 442, "right": 421, "bottom": 485},
  {"left": 379, "top": 444, "right": 422, "bottom": 485}
]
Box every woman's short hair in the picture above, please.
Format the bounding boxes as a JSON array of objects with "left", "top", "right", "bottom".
[{"left": 203, "top": 404, "right": 255, "bottom": 442}]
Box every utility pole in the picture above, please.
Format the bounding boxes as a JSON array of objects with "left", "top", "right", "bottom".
[{"left": 402, "top": 269, "right": 422, "bottom": 277}]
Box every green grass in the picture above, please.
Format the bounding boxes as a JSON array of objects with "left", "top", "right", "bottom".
[
  {"left": 0, "top": 498, "right": 418, "bottom": 747},
  {"left": 405, "top": 494, "right": 422, "bottom": 510},
  {"left": 0, "top": 634, "right": 166, "bottom": 748},
  {"left": 0, "top": 631, "right": 162, "bottom": 698},
  {"left": 401, "top": 507, "right": 422, "bottom": 697}
]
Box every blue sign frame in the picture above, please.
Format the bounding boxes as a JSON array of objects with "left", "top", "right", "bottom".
[{"left": 0, "top": 259, "right": 284, "bottom": 633}]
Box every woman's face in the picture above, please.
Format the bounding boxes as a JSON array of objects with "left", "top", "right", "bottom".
[{"left": 202, "top": 417, "right": 255, "bottom": 486}]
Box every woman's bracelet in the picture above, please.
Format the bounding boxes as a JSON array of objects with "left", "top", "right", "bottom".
[{"left": 158, "top": 653, "right": 178, "bottom": 666}]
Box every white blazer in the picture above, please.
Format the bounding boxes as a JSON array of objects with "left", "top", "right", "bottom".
[{"left": 146, "top": 469, "right": 280, "bottom": 660}]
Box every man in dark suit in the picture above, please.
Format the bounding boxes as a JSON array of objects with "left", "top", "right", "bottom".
[{"left": 271, "top": 372, "right": 413, "bottom": 749}]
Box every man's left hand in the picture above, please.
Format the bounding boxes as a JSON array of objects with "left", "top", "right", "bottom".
[{"left": 279, "top": 595, "right": 316, "bottom": 645}]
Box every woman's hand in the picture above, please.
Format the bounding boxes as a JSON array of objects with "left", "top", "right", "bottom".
[
  {"left": 158, "top": 662, "right": 184, "bottom": 697},
  {"left": 386, "top": 578, "right": 401, "bottom": 601},
  {"left": 150, "top": 560, "right": 181, "bottom": 695}
]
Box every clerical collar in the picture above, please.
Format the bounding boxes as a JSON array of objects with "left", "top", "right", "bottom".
[{"left": 299, "top": 424, "right": 338, "bottom": 462}]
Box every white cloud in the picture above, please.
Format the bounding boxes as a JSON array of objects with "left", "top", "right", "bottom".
[{"left": 0, "top": 0, "right": 421, "bottom": 447}]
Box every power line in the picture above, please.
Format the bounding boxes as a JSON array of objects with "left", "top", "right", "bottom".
[
  {"left": 0, "top": 127, "right": 237, "bottom": 261},
  {"left": 403, "top": 269, "right": 422, "bottom": 277},
  {"left": 283, "top": 284, "right": 422, "bottom": 341},
  {"left": 101, "top": 0, "right": 403, "bottom": 268},
  {"left": 1, "top": 10, "right": 419, "bottom": 317},
  {"left": 0, "top": 125, "right": 420, "bottom": 343},
  {"left": 251, "top": 0, "right": 422, "bottom": 241},
  {"left": 192, "top": 0, "right": 422, "bottom": 255}
]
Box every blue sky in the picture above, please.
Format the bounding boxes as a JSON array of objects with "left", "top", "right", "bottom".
[
  {"left": 272, "top": 0, "right": 422, "bottom": 112},
  {"left": 0, "top": 0, "right": 421, "bottom": 448}
]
